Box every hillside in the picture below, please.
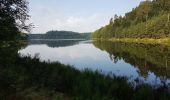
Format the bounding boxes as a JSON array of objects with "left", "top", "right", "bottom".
[
  {"left": 28, "top": 30, "right": 91, "bottom": 40},
  {"left": 92, "top": 0, "right": 170, "bottom": 39}
]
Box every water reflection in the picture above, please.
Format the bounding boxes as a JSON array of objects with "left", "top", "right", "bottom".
[
  {"left": 28, "top": 39, "right": 85, "bottom": 48},
  {"left": 19, "top": 40, "right": 139, "bottom": 78},
  {"left": 19, "top": 40, "right": 170, "bottom": 87},
  {"left": 93, "top": 41, "right": 170, "bottom": 79}
]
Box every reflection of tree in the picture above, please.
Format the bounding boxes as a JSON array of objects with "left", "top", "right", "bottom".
[
  {"left": 28, "top": 40, "right": 84, "bottom": 48},
  {"left": 109, "top": 54, "right": 119, "bottom": 64},
  {"left": 114, "top": 56, "right": 119, "bottom": 64},
  {"left": 93, "top": 41, "right": 170, "bottom": 78}
]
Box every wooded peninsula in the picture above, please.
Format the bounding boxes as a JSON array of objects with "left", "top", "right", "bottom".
[
  {"left": 28, "top": 31, "right": 91, "bottom": 40},
  {"left": 92, "top": 0, "right": 170, "bottom": 43}
]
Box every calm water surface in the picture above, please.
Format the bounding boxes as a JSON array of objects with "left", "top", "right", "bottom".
[{"left": 18, "top": 40, "right": 170, "bottom": 87}]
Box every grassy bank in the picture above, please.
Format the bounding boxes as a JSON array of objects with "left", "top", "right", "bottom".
[
  {"left": 109, "top": 38, "right": 170, "bottom": 45},
  {"left": 2, "top": 55, "right": 170, "bottom": 100}
]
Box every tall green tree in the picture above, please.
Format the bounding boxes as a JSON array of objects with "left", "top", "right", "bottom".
[
  {"left": 0, "top": 0, "right": 30, "bottom": 40},
  {"left": 92, "top": 0, "right": 170, "bottom": 39}
]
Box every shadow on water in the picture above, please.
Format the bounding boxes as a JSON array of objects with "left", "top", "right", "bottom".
[
  {"left": 93, "top": 40, "right": 170, "bottom": 81},
  {"left": 28, "top": 39, "right": 86, "bottom": 48}
]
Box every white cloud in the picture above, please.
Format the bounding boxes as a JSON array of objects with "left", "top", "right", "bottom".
[{"left": 30, "top": 10, "right": 110, "bottom": 33}]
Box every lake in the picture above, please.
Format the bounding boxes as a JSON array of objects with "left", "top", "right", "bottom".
[{"left": 19, "top": 39, "right": 170, "bottom": 88}]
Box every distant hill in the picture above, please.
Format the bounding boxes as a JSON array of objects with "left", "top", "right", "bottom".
[
  {"left": 81, "top": 33, "right": 92, "bottom": 39},
  {"left": 28, "top": 31, "right": 91, "bottom": 40}
]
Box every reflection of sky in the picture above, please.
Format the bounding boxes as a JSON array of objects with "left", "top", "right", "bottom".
[
  {"left": 18, "top": 41, "right": 170, "bottom": 87},
  {"left": 19, "top": 43, "right": 139, "bottom": 78}
]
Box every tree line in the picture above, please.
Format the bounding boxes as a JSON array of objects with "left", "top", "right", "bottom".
[
  {"left": 92, "top": 0, "right": 170, "bottom": 39},
  {"left": 28, "top": 31, "right": 91, "bottom": 40}
]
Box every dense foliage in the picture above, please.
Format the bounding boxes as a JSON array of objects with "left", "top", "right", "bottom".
[
  {"left": 0, "top": 0, "right": 30, "bottom": 40},
  {"left": 92, "top": 0, "right": 170, "bottom": 39},
  {"left": 28, "top": 31, "right": 91, "bottom": 39}
]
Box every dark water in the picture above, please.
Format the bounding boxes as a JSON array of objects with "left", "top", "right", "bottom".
[{"left": 19, "top": 39, "right": 170, "bottom": 88}]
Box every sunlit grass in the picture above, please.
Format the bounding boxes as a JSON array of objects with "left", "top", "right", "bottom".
[{"left": 108, "top": 38, "right": 170, "bottom": 46}]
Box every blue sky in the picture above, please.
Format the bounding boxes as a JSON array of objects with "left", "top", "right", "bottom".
[{"left": 28, "top": 0, "right": 144, "bottom": 33}]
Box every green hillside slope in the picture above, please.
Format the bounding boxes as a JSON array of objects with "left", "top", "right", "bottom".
[{"left": 92, "top": 0, "right": 170, "bottom": 39}]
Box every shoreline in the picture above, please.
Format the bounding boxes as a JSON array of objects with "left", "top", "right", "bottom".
[{"left": 93, "top": 38, "right": 170, "bottom": 46}]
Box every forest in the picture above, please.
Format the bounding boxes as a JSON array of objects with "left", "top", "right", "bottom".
[
  {"left": 28, "top": 31, "right": 91, "bottom": 40},
  {"left": 92, "top": 0, "right": 170, "bottom": 39}
]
